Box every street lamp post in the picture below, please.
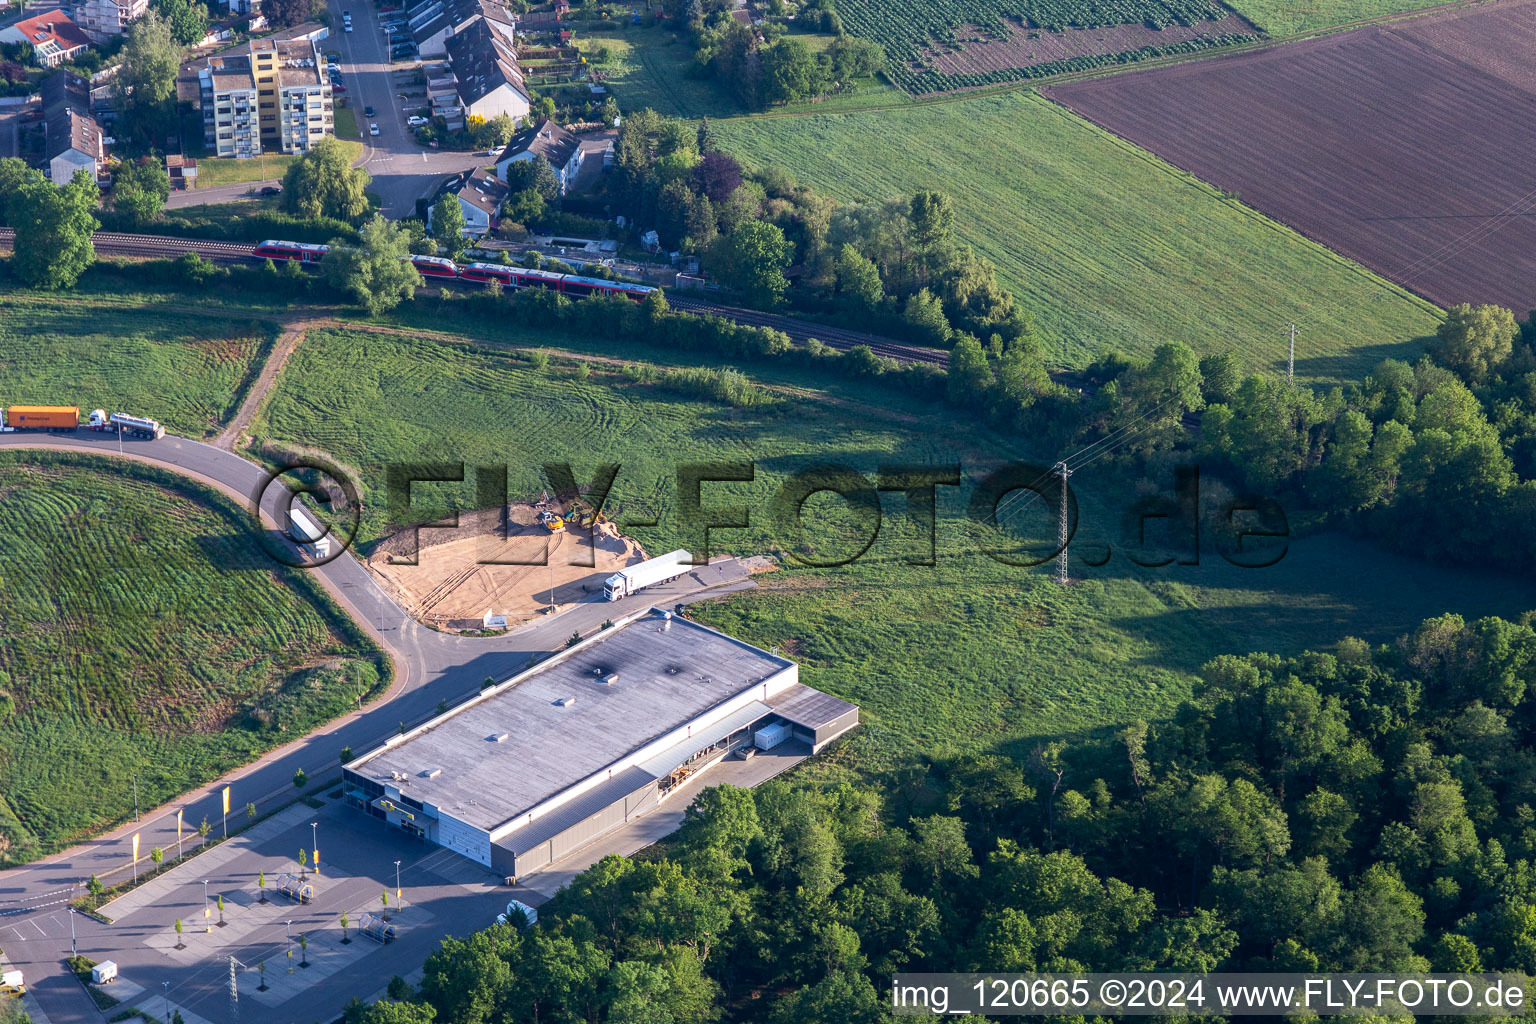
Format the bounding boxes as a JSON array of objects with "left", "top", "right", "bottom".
[
  {"left": 203, "top": 879, "right": 210, "bottom": 933},
  {"left": 69, "top": 907, "right": 76, "bottom": 956},
  {"left": 311, "top": 822, "right": 319, "bottom": 877},
  {"left": 162, "top": 980, "right": 170, "bottom": 1023},
  {"left": 394, "top": 860, "right": 401, "bottom": 913}
]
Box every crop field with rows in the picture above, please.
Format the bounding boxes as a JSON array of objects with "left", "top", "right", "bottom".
[
  {"left": 0, "top": 453, "right": 383, "bottom": 860},
  {"left": 713, "top": 90, "right": 1440, "bottom": 376},
  {"left": 1047, "top": 0, "right": 1536, "bottom": 313},
  {"left": 0, "top": 298, "right": 277, "bottom": 437},
  {"left": 832, "top": 0, "right": 1251, "bottom": 92}
]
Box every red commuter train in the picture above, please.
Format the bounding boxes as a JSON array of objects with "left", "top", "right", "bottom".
[
  {"left": 458, "top": 262, "right": 655, "bottom": 302},
  {"left": 253, "top": 239, "right": 332, "bottom": 263},
  {"left": 252, "top": 241, "right": 656, "bottom": 302}
]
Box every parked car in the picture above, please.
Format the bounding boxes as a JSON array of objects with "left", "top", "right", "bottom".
[
  {"left": 369, "top": 122, "right": 380, "bottom": 136},
  {"left": 344, "top": 22, "right": 352, "bottom": 30},
  {"left": 407, "top": 115, "right": 429, "bottom": 127},
  {"left": 259, "top": 185, "right": 282, "bottom": 196},
  {"left": 332, "top": 82, "right": 347, "bottom": 92},
  {"left": 364, "top": 105, "right": 375, "bottom": 117}
]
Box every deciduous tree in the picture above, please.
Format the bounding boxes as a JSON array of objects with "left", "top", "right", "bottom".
[
  {"left": 10, "top": 169, "right": 97, "bottom": 289},
  {"left": 112, "top": 158, "right": 171, "bottom": 226},
  {"left": 281, "top": 138, "right": 371, "bottom": 222},
  {"left": 707, "top": 220, "right": 792, "bottom": 306},
  {"left": 322, "top": 215, "right": 420, "bottom": 315}
]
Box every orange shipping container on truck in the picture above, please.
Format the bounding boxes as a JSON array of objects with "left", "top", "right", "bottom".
[{"left": 6, "top": 406, "right": 79, "bottom": 429}]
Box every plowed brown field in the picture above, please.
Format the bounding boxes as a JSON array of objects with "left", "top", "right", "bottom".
[{"left": 1046, "top": 0, "right": 1536, "bottom": 313}]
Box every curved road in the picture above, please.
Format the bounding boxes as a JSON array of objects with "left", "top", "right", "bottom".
[{"left": 0, "top": 429, "right": 750, "bottom": 1021}]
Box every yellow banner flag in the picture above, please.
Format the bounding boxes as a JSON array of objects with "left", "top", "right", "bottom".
[
  {"left": 176, "top": 808, "right": 183, "bottom": 838},
  {"left": 131, "top": 832, "right": 140, "bottom": 862},
  {"left": 221, "top": 786, "right": 231, "bottom": 815},
  {"left": 313, "top": 849, "right": 319, "bottom": 873}
]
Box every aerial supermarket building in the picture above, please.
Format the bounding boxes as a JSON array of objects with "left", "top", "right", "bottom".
[{"left": 342, "top": 609, "right": 858, "bottom": 879}]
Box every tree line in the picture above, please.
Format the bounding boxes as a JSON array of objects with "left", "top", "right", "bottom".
[
  {"left": 663, "top": 0, "right": 884, "bottom": 109},
  {"left": 333, "top": 609, "right": 1536, "bottom": 1024},
  {"left": 602, "top": 112, "right": 1028, "bottom": 345}
]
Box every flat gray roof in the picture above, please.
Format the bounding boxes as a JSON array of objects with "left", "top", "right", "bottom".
[{"left": 353, "top": 612, "right": 792, "bottom": 834}]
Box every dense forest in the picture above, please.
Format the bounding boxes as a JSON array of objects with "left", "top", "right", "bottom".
[{"left": 339, "top": 611, "right": 1536, "bottom": 1024}]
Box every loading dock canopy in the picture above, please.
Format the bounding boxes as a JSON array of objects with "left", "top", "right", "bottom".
[
  {"left": 768, "top": 683, "right": 859, "bottom": 734},
  {"left": 637, "top": 700, "right": 770, "bottom": 777},
  {"left": 495, "top": 765, "right": 655, "bottom": 856}
]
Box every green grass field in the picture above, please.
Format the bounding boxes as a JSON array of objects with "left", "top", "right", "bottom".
[
  {"left": 1226, "top": 0, "right": 1457, "bottom": 35},
  {"left": 0, "top": 453, "right": 382, "bottom": 860},
  {"left": 713, "top": 89, "right": 1441, "bottom": 377},
  {"left": 192, "top": 139, "right": 365, "bottom": 188},
  {"left": 334, "top": 105, "right": 362, "bottom": 140},
  {"left": 580, "top": 25, "right": 911, "bottom": 119},
  {"left": 256, "top": 325, "right": 1525, "bottom": 764},
  {"left": 0, "top": 297, "right": 278, "bottom": 437}
]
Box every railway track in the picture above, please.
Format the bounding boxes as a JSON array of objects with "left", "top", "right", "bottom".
[
  {"left": 0, "top": 227, "right": 259, "bottom": 263},
  {"left": 667, "top": 294, "right": 948, "bottom": 367},
  {"left": 0, "top": 228, "right": 948, "bottom": 365}
]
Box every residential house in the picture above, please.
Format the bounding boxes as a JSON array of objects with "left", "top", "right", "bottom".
[
  {"left": 0, "top": 11, "right": 92, "bottom": 67},
  {"left": 45, "top": 110, "right": 106, "bottom": 184},
  {"left": 406, "top": 0, "right": 514, "bottom": 59},
  {"left": 196, "top": 37, "right": 333, "bottom": 157},
  {"left": 443, "top": 16, "right": 528, "bottom": 122},
  {"left": 73, "top": 0, "right": 149, "bottom": 42},
  {"left": 424, "top": 64, "right": 464, "bottom": 130},
  {"left": 496, "top": 117, "right": 581, "bottom": 194},
  {"left": 39, "top": 68, "right": 107, "bottom": 185},
  {"left": 429, "top": 165, "right": 508, "bottom": 236}
]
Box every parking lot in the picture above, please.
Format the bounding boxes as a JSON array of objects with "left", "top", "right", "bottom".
[{"left": 77, "top": 791, "right": 528, "bottom": 1024}]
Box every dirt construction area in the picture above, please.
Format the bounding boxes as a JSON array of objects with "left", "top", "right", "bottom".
[
  {"left": 1046, "top": 0, "right": 1536, "bottom": 314},
  {"left": 366, "top": 504, "right": 647, "bottom": 630}
]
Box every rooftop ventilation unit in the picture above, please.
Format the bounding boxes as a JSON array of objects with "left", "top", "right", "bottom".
[
  {"left": 420, "top": 767, "right": 443, "bottom": 779},
  {"left": 602, "top": 673, "right": 620, "bottom": 686},
  {"left": 555, "top": 696, "right": 576, "bottom": 707},
  {"left": 488, "top": 732, "right": 509, "bottom": 742}
]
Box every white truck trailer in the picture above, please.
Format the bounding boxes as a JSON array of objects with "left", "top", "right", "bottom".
[
  {"left": 754, "top": 721, "right": 792, "bottom": 750},
  {"left": 2, "top": 969, "right": 24, "bottom": 993},
  {"left": 287, "top": 506, "right": 332, "bottom": 559},
  {"left": 91, "top": 961, "right": 117, "bottom": 985},
  {"left": 602, "top": 549, "right": 692, "bottom": 602}
]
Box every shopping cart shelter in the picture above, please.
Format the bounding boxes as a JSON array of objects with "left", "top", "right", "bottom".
[{"left": 342, "top": 609, "right": 858, "bottom": 880}]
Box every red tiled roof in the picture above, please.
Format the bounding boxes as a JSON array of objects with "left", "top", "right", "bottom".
[{"left": 15, "top": 11, "right": 92, "bottom": 53}]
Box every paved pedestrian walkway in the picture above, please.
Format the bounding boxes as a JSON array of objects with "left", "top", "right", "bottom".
[{"left": 100, "top": 803, "right": 320, "bottom": 922}]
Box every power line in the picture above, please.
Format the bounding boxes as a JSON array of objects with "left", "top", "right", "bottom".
[{"left": 1054, "top": 461, "right": 1072, "bottom": 586}]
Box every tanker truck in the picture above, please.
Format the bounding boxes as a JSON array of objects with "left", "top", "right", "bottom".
[{"left": 88, "top": 410, "right": 165, "bottom": 439}]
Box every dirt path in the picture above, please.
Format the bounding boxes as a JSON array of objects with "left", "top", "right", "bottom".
[{"left": 215, "top": 315, "right": 314, "bottom": 450}]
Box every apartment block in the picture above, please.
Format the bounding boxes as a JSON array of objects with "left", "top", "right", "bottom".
[{"left": 198, "top": 37, "right": 333, "bottom": 158}]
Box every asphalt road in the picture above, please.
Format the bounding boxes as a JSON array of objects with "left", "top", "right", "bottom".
[
  {"left": 165, "top": 9, "right": 486, "bottom": 218},
  {"left": 0, "top": 429, "right": 751, "bottom": 1024},
  {"left": 328, "top": 3, "right": 485, "bottom": 217}
]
